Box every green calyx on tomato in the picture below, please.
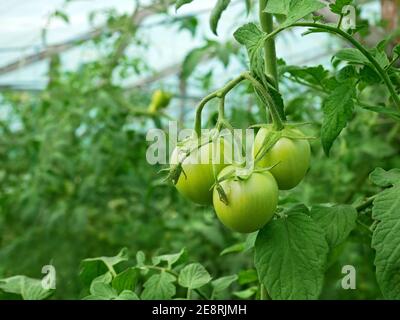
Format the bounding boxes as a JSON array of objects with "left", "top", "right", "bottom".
[
  {"left": 253, "top": 124, "right": 312, "bottom": 190},
  {"left": 170, "top": 136, "right": 232, "bottom": 205},
  {"left": 212, "top": 165, "right": 279, "bottom": 233},
  {"left": 148, "top": 89, "right": 172, "bottom": 113}
]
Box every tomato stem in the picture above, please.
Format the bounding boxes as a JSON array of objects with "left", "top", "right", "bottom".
[
  {"left": 193, "top": 70, "right": 285, "bottom": 138},
  {"left": 259, "top": 0, "right": 279, "bottom": 90},
  {"left": 194, "top": 73, "right": 247, "bottom": 137}
]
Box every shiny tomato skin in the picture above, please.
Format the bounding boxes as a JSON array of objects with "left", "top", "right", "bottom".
[
  {"left": 212, "top": 166, "right": 278, "bottom": 233},
  {"left": 254, "top": 128, "right": 310, "bottom": 190},
  {"left": 171, "top": 139, "right": 229, "bottom": 205}
]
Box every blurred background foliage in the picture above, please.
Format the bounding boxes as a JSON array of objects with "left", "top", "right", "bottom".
[{"left": 0, "top": 0, "right": 399, "bottom": 299}]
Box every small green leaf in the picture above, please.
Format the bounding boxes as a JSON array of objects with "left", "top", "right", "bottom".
[
  {"left": 220, "top": 243, "right": 245, "bottom": 256},
  {"left": 329, "top": 0, "right": 353, "bottom": 15},
  {"left": 370, "top": 167, "right": 400, "bottom": 188},
  {"left": 264, "top": 0, "right": 290, "bottom": 15},
  {"left": 178, "top": 263, "right": 211, "bottom": 289},
  {"left": 80, "top": 248, "right": 128, "bottom": 286},
  {"left": 321, "top": 80, "right": 355, "bottom": 155},
  {"left": 152, "top": 248, "right": 187, "bottom": 268},
  {"left": 233, "top": 286, "right": 258, "bottom": 299},
  {"left": 244, "top": 231, "right": 258, "bottom": 250},
  {"left": 334, "top": 48, "right": 368, "bottom": 65},
  {"left": 141, "top": 272, "right": 176, "bottom": 300},
  {"left": 237, "top": 269, "right": 258, "bottom": 285},
  {"left": 280, "top": 64, "right": 329, "bottom": 85},
  {"left": 245, "top": 0, "right": 252, "bottom": 15},
  {"left": 112, "top": 268, "right": 140, "bottom": 293},
  {"left": 210, "top": 0, "right": 231, "bottom": 35},
  {"left": 176, "top": 0, "right": 194, "bottom": 11},
  {"left": 265, "top": 0, "right": 325, "bottom": 27},
  {"left": 359, "top": 104, "right": 400, "bottom": 121},
  {"left": 0, "top": 276, "right": 54, "bottom": 300},
  {"left": 182, "top": 46, "right": 210, "bottom": 79},
  {"left": 310, "top": 204, "right": 357, "bottom": 248},
  {"left": 90, "top": 282, "right": 118, "bottom": 299},
  {"left": 136, "top": 251, "right": 146, "bottom": 267},
  {"left": 53, "top": 10, "right": 69, "bottom": 23},
  {"left": 211, "top": 275, "right": 237, "bottom": 292},
  {"left": 115, "top": 290, "right": 140, "bottom": 300}
]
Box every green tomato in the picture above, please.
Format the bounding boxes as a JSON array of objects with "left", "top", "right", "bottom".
[
  {"left": 212, "top": 166, "right": 278, "bottom": 233},
  {"left": 148, "top": 89, "right": 171, "bottom": 113},
  {"left": 171, "top": 139, "right": 230, "bottom": 205},
  {"left": 253, "top": 127, "right": 311, "bottom": 190}
]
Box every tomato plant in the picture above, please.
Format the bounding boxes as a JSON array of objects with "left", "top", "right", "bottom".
[{"left": 1, "top": 0, "right": 400, "bottom": 302}]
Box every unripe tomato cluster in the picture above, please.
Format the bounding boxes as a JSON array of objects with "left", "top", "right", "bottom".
[{"left": 171, "top": 127, "right": 310, "bottom": 233}]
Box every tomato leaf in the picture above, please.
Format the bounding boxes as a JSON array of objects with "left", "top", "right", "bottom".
[
  {"left": 115, "top": 290, "right": 140, "bottom": 300},
  {"left": 329, "top": 0, "right": 353, "bottom": 15},
  {"left": 334, "top": 48, "right": 368, "bottom": 65},
  {"left": 264, "top": 0, "right": 325, "bottom": 27},
  {"left": 152, "top": 248, "right": 188, "bottom": 268},
  {"left": 0, "top": 276, "right": 54, "bottom": 300},
  {"left": 233, "top": 23, "right": 267, "bottom": 80},
  {"left": 141, "top": 272, "right": 176, "bottom": 300},
  {"left": 369, "top": 167, "right": 400, "bottom": 188},
  {"left": 175, "top": 0, "right": 195, "bottom": 11},
  {"left": 181, "top": 46, "right": 210, "bottom": 80},
  {"left": 310, "top": 204, "right": 357, "bottom": 248},
  {"left": 280, "top": 64, "right": 329, "bottom": 86},
  {"left": 112, "top": 267, "right": 140, "bottom": 293},
  {"left": 79, "top": 248, "right": 129, "bottom": 286},
  {"left": 210, "top": 0, "right": 231, "bottom": 36},
  {"left": 233, "top": 286, "right": 258, "bottom": 299},
  {"left": 211, "top": 275, "right": 237, "bottom": 298},
  {"left": 237, "top": 269, "right": 258, "bottom": 285},
  {"left": 178, "top": 263, "right": 211, "bottom": 289},
  {"left": 371, "top": 184, "right": 400, "bottom": 299},
  {"left": 321, "top": 80, "right": 355, "bottom": 156},
  {"left": 220, "top": 243, "right": 245, "bottom": 256},
  {"left": 90, "top": 282, "right": 118, "bottom": 299},
  {"left": 254, "top": 205, "right": 329, "bottom": 299}
]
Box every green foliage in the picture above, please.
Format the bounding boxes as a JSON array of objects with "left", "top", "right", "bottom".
[
  {"left": 264, "top": 0, "right": 325, "bottom": 27},
  {"left": 1, "top": 0, "right": 400, "bottom": 301},
  {"left": 310, "top": 205, "right": 357, "bottom": 248},
  {"left": 255, "top": 205, "right": 329, "bottom": 299},
  {"left": 321, "top": 80, "right": 355, "bottom": 156},
  {"left": 0, "top": 276, "right": 54, "bottom": 300},
  {"left": 210, "top": 0, "right": 231, "bottom": 35},
  {"left": 370, "top": 168, "right": 400, "bottom": 299}
]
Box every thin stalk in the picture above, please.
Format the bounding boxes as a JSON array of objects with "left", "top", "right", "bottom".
[
  {"left": 194, "top": 72, "right": 284, "bottom": 135},
  {"left": 265, "top": 22, "right": 400, "bottom": 109},
  {"left": 259, "top": 0, "right": 279, "bottom": 89},
  {"left": 194, "top": 74, "right": 246, "bottom": 137}
]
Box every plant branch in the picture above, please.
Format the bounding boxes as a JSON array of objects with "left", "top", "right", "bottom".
[
  {"left": 259, "top": 0, "right": 279, "bottom": 89},
  {"left": 265, "top": 22, "right": 400, "bottom": 109},
  {"left": 194, "top": 74, "right": 247, "bottom": 136}
]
